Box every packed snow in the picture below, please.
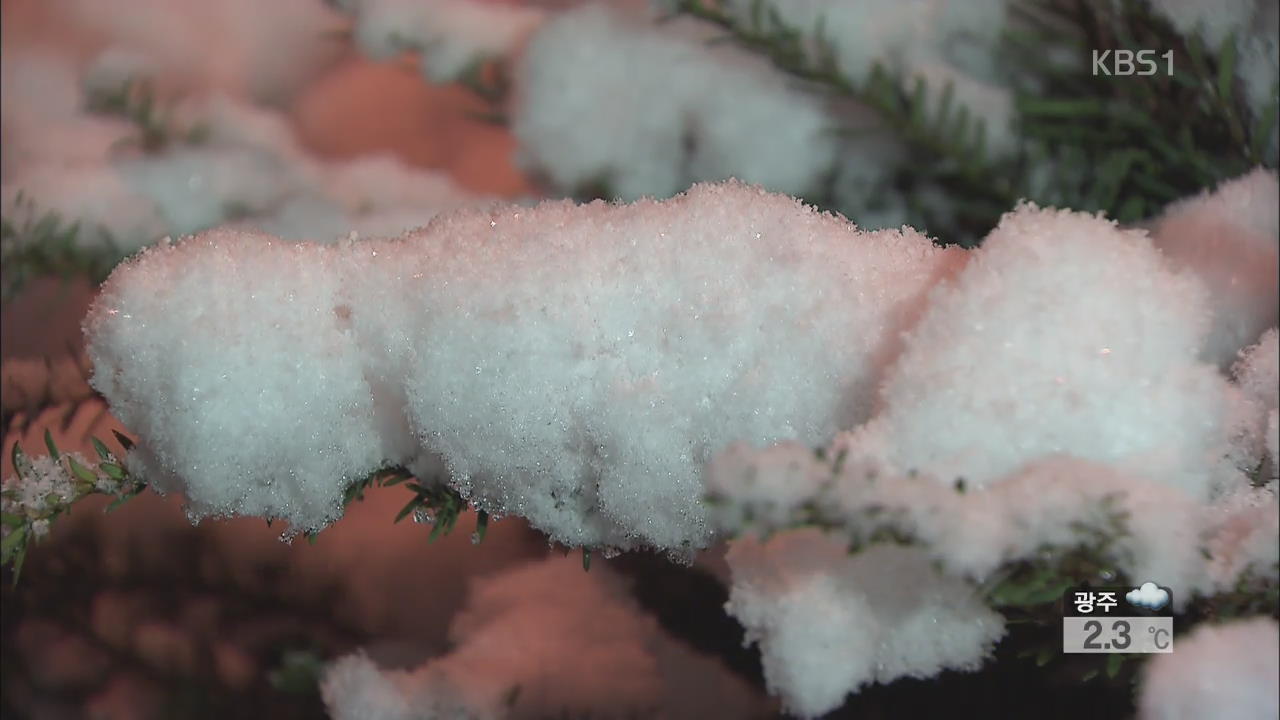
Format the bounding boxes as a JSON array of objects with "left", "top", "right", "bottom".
[
  {"left": 724, "top": 532, "right": 1004, "bottom": 718},
  {"left": 85, "top": 181, "right": 957, "bottom": 551},
  {"left": 1137, "top": 616, "right": 1280, "bottom": 720},
  {"left": 511, "top": 2, "right": 838, "bottom": 202},
  {"left": 846, "top": 202, "right": 1236, "bottom": 499},
  {"left": 1148, "top": 169, "right": 1279, "bottom": 368}
]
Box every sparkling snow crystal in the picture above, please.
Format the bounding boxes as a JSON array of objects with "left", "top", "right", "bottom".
[
  {"left": 85, "top": 182, "right": 958, "bottom": 549},
  {"left": 87, "top": 232, "right": 388, "bottom": 532},
  {"left": 849, "top": 202, "right": 1235, "bottom": 499}
]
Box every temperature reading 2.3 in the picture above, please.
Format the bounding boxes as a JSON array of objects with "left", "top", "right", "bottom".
[
  {"left": 1064, "top": 616, "right": 1172, "bottom": 653},
  {"left": 1062, "top": 584, "right": 1174, "bottom": 654},
  {"left": 1083, "top": 619, "right": 1131, "bottom": 650}
]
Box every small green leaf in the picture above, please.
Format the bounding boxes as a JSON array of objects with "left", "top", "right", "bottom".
[
  {"left": 1, "top": 513, "right": 24, "bottom": 529},
  {"left": 1016, "top": 97, "right": 1106, "bottom": 117},
  {"left": 748, "top": 0, "right": 764, "bottom": 32},
  {"left": 1035, "top": 645, "right": 1054, "bottom": 667},
  {"left": 951, "top": 105, "right": 971, "bottom": 150},
  {"left": 91, "top": 437, "right": 113, "bottom": 462},
  {"left": 100, "top": 462, "right": 126, "bottom": 480},
  {"left": 1216, "top": 33, "right": 1237, "bottom": 107},
  {"left": 66, "top": 456, "right": 97, "bottom": 484},
  {"left": 394, "top": 495, "right": 421, "bottom": 524},
  {"left": 11, "top": 444, "right": 32, "bottom": 480},
  {"left": 106, "top": 491, "right": 140, "bottom": 513},
  {"left": 379, "top": 470, "right": 410, "bottom": 487},
  {"left": 1115, "top": 195, "right": 1146, "bottom": 223},
  {"left": 909, "top": 76, "right": 927, "bottom": 129},
  {"left": 269, "top": 650, "right": 325, "bottom": 695},
  {"left": 968, "top": 122, "right": 987, "bottom": 166},
  {"left": 1105, "top": 653, "right": 1125, "bottom": 679},
  {"left": 10, "top": 545, "right": 26, "bottom": 587},
  {"left": 428, "top": 519, "right": 446, "bottom": 543},
  {"left": 342, "top": 481, "right": 364, "bottom": 506},
  {"left": 44, "top": 429, "right": 60, "bottom": 460},
  {"left": 1250, "top": 90, "right": 1279, "bottom": 162},
  {"left": 934, "top": 80, "right": 955, "bottom": 131},
  {"left": 2, "top": 525, "right": 27, "bottom": 564}
]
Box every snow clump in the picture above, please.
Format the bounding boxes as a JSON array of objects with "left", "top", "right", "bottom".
[
  {"left": 1137, "top": 616, "right": 1279, "bottom": 720},
  {"left": 724, "top": 530, "right": 1004, "bottom": 718},
  {"left": 1148, "top": 169, "right": 1279, "bottom": 368},
  {"left": 85, "top": 181, "right": 958, "bottom": 551},
  {"left": 845, "top": 202, "right": 1235, "bottom": 500},
  {"left": 510, "top": 2, "right": 839, "bottom": 202}
]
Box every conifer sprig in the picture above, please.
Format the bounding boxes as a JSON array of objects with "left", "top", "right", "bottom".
[
  {"left": 85, "top": 76, "right": 209, "bottom": 153},
  {"left": 1, "top": 430, "right": 144, "bottom": 586},
  {"left": 0, "top": 194, "right": 122, "bottom": 302},
  {"left": 673, "top": 0, "right": 1279, "bottom": 243}
]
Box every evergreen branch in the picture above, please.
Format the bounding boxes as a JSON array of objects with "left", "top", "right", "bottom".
[
  {"left": 2, "top": 431, "right": 145, "bottom": 585},
  {"left": 0, "top": 194, "right": 123, "bottom": 302},
  {"left": 331, "top": 464, "right": 483, "bottom": 545},
  {"left": 2, "top": 434, "right": 492, "bottom": 580},
  {"left": 1006, "top": 0, "right": 1276, "bottom": 213},
  {"left": 86, "top": 76, "right": 207, "bottom": 153},
  {"left": 676, "top": 0, "right": 1004, "bottom": 188},
  {"left": 674, "top": 0, "right": 1278, "bottom": 242},
  {"left": 3, "top": 78, "right": 213, "bottom": 298},
  {"left": 714, "top": 439, "right": 1277, "bottom": 690},
  {"left": 1188, "top": 563, "right": 1280, "bottom": 622},
  {"left": 673, "top": 0, "right": 1017, "bottom": 242}
]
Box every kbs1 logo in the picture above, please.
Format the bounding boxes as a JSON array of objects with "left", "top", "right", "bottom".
[{"left": 1092, "top": 49, "right": 1174, "bottom": 76}]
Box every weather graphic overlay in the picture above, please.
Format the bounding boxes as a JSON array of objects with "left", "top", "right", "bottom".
[{"left": 1062, "top": 582, "right": 1174, "bottom": 654}]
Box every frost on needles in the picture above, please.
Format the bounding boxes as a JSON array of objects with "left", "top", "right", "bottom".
[{"left": 84, "top": 181, "right": 961, "bottom": 551}]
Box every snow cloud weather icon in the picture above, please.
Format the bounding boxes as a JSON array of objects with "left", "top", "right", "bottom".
[{"left": 1126, "top": 582, "right": 1170, "bottom": 611}]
